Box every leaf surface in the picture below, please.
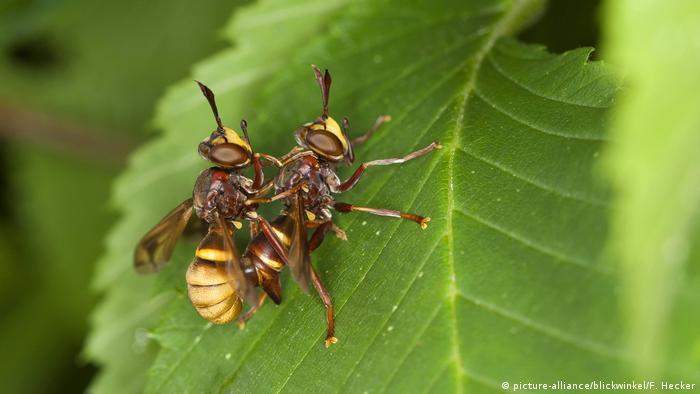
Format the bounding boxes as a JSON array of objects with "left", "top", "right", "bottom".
[{"left": 88, "top": 0, "right": 668, "bottom": 392}]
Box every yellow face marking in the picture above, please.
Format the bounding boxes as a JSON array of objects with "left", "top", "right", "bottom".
[
  {"left": 232, "top": 221, "right": 243, "bottom": 230},
  {"left": 207, "top": 136, "right": 226, "bottom": 145},
  {"left": 196, "top": 247, "right": 233, "bottom": 262},
  {"left": 221, "top": 127, "right": 252, "bottom": 154}
]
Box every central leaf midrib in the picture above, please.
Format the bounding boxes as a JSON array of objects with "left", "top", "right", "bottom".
[
  {"left": 445, "top": 0, "right": 541, "bottom": 392},
  {"left": 218, "top": 42, "right": 483, "bottom": 394}
]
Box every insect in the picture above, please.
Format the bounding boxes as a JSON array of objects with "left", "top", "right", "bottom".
[
  {"left": 238, "top": 66, "right": 441, "bottom": 347},
  {"left": 133, "top": 81, "right": 305, "bottom": 324}
]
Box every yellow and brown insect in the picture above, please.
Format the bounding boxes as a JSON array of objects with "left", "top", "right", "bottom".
[
  {"left": 134, "top": 81, "right": 305, "bottom": 324},
  {"left": 238, "top": 66, "right": 442, "bottom": 347}
]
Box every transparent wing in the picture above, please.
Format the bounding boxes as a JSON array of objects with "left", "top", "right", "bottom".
[
  {"left": 134, "top": 198, "right": 194, "bottom": 274},
  {"left": 214, "top": 214, "right": 259, "bottom": 307},
  {"left": 287, "top": 192, "right": 312, "bottom": 292}
]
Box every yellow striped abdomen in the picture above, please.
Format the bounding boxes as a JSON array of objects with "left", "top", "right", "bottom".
[
  {"left": 186, "top": 258, "right": 242, "bottom": 324},
  {"left": 245, "top": 215, "right": 293, "bottom": 274},
  {"left": 185, "top": 228, "right": 243, "bottom": 324},
  {"left": 242, "top": 215, "right": 294, "bottom": 304}
]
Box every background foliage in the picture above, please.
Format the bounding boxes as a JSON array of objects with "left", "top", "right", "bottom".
[
  {"left": 0, "top": 0, "right": 245, "bottom": 392},
  {"left": 0, "top": 0, "right": 698, "bottom": 393}
]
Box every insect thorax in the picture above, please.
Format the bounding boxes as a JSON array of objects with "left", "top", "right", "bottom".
[
  {"left": 193, "top": 167, "right": 251, "bottom": 223},
  {"left": 275, "top": 156, "right": 336, "bottom": 221}
]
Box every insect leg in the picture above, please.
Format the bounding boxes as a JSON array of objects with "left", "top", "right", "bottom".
[
  {"left": 249, "top": 220, "right": 259, "bottom": 238},
  {"left": 237, "top": 292, "right": 267, "bottom": 329},
  {"left": 257, "top": 152, "right": 284, "bottom": 167},
  {"left": 310, "top": 266, "right": 337, "bottom": 348},
  {"left": 280, "top": 146, "right": 304, "bottom": 161},
  {"left": 249, "top": 179, "right": 275, "bottom": 198},
  {"left": 256, "top": 216, "right": 291, "bottom": 263},
  {"left": 281, "top": 150, "right": 316, "bottom": 166},
  {"left": 350, "top": 115, "right": 392, "bottom": 146},
  {"left": 333, "top": 142, "right": 442, "bottom": 192},
  {"left": 252, "top": 153, "right": 265, "bottom": 189},
  {"left": 259, "top": 148, "right": 316, "bottom": 168},
  {"left": 308, "top": 221, "right": 347, "bottom": 251},
  {"left": 308, "top": 226, "right": 326, "bottom": 252},
  {"left": 333, "top": 202, "right": 430, "bottom": 229},
  {"left": 245, "top": 182, "right": 308, "bottom": 206},
  {"left": 305, "top": 221, "right": 323, "bottom": 229}
]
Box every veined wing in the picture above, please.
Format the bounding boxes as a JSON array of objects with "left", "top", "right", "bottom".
[
  {"left": 134, "top": 198, "right": 194, "bottom": 274},
  {"left": 214, "top": 213, "right": 259, "bottom": 307},
  {"left": 287, "top": 191, "right": 312, "bottom": 292}
]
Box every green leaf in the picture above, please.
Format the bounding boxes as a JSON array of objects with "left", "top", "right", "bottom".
[
  {"left": 90, "top": 0, "right": 700, "bottom": 391},
  {"left": 85, "top": 0, "right": 352, "bottom": 392},
  {"left": 602, "top": 0, "right": 700, "bottom": 378}
]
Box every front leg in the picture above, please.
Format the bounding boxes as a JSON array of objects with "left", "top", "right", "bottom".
[
  {"left": 350, "top": 115, "right": 392, "bottom": 146},
  {"left": 330, "top": 142, "right": 442, "bottom": 193},
  {"left": 279, "top": 146, "right": 305, "bottom": 162},
  {"left": 245, "top": 182, "right": 308, "bottom": 206},
  {"left": 258, "top": 149, "right": 315, "bottom": 168},
  {"left": 252, "top": 153, "right": 265, "bottom": 189},
  {"left": 241, "top": 172, "right": 274, "bottom": 196}
]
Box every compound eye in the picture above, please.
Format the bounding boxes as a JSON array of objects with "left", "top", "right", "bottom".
[
  {"left": 198, "top": 142, "right": 211, "bottom": 158},
  {"left": 306, "top": 130, "right": 343, "bottom": 157},
  {"left": 209, "top": 143, "right": 249, "bottom": 166}
]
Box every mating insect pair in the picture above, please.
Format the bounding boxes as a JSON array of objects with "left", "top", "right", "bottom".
[{"left": 134, "top": 66, "right": 441, "bottom": 347}]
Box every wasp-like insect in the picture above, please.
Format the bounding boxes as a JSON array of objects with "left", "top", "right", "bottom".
[
  {"left": 239, "top": 66, "right": 441, "bottom": 347},
  {"left": 134, "top": 81, "right": 306, "bottom": 323}
]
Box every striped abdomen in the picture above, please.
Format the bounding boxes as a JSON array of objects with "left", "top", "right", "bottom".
[
  {"left": 185, "top": 228, "right": 242, "bottom": 324},
  {"left": 243, "top": 215, "right": 293, "bottom": 304}
]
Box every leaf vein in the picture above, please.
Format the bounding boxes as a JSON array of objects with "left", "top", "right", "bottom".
[
  {"left": 473, "top": 88, "right": 606, "bottom": 142},
  {"left": 421, "top": 362, "right": 452, "bottom": 393},
  {"left": 486, "top": 52, "right": 610, "bottom": 109},
  {"left": 338, "top": 235, "right": 445, "bottom": 389},
  {"left": 455, "top": 145, "right": 608, "bottom": 207},
  {"left": 152, "top": 322, "right": 213, "bottom": 392},
  {"left": 456, "top": 291, "right": 627, "bottom": 360},
  {"left": 379, "top": 299, "right": 445, "bottom": 392},
  {"left": 453, "top": 208, "right": 610, "bottom": 274}
]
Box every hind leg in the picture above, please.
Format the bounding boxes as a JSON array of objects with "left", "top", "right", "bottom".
[
  {"left": 237, "top": 293, "right": 267, "bottom": 329},
  {"left": 333, "top": 202, "right": 430, "bottom": 229},
  {"left": 310, "top": 266, "right": 337, "bottom": 347}
]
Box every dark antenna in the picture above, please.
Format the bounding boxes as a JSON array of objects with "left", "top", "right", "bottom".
[
  {"left": 240, "top": 119, "right": 252, "bottom": 149},
  {"left": 342, "top": 117, "right": 355, "bottom": 163},
  {"left": 311, "top": 65, "right": 331, "bottom": 119},
  {"left": 195, "top": 81, "right": 224, "bottom": 131}
]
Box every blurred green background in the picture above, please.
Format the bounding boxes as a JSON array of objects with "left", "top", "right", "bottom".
[
  {"left": 0, "top": 0, "right": 247, "bottom": 392},
  {"left": 0, "top": 0, "right": 630, "bottom": 392}
]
